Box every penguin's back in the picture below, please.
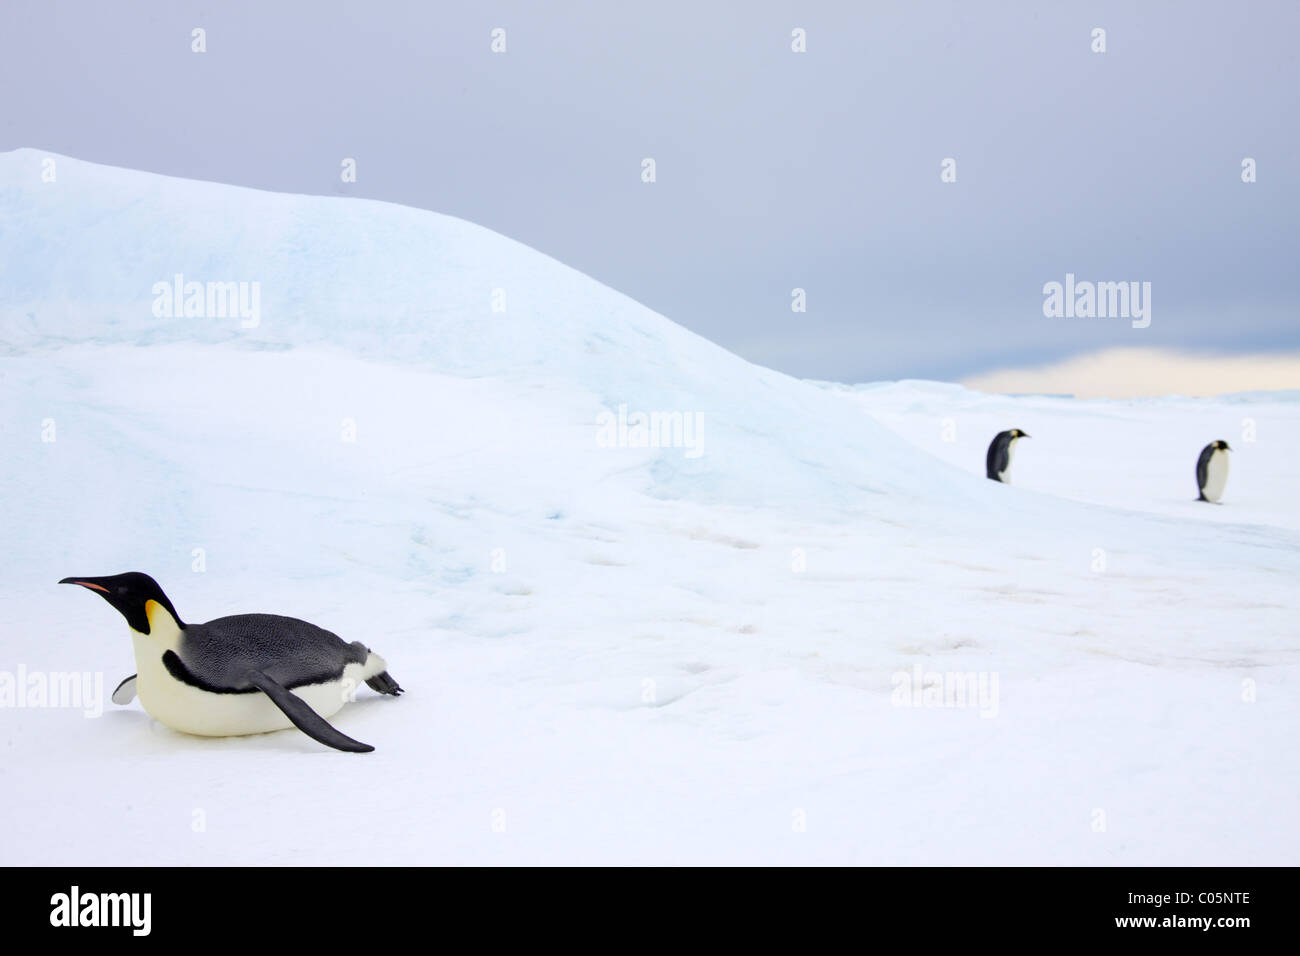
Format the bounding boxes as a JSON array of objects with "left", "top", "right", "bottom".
[
  {"left": 986, "top": 432, "right": 1011, "bottom": 481},
  {"left": 179, "top": 614, "right": 368, "bottom": 691},
  {"left": 1196, "top": 443, "right": 1214, "bottom": 494}
]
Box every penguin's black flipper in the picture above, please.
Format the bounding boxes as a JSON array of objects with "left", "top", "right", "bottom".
[
  {"left": 244, "top": 670, "right": 375, "bottom": 754},
  {"left": 366, "top": 671, "right": 404, "bottom": 696},
  {"left": 112, "top": 675, "right": 137, "bottom": 705}
]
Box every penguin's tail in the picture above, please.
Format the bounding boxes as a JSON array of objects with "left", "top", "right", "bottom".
[{"left": 366, "top": 671, "right": 404, "bottom": 696}]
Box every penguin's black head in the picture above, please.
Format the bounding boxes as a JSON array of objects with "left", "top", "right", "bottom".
[
  {"left": 1215, "top": 440, "right": 1231, "bottom": 452},
  {"left": 59, "top": 572, "right": 184, "bottom": 634},
  {"left": 1011, "top": 429, "right": 1030, "bottom": 439}
]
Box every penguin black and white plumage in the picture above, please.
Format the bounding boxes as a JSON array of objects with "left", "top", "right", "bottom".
[
  {"left": 1196, "top": 440, "right": 1231, "bottom": 503},
  {"left": 985, "top": 429, "right": 1030, "bottom": 483},
  {"left": 61, "top": 572, "right": 402, "bottom": 752}
]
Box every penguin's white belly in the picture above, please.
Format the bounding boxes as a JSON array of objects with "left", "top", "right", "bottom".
[
  {"left": 130, "top": 633, "right": 368, "bottom": 737},
  {"left": 1202, "top": 451, "right": 1229, "bottom": 502}
]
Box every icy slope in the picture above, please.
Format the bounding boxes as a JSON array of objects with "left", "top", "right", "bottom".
[
  {"left": 2, "top": 148, "right": 972, "bottom": 514},
  {"left": 1, "top": 151, "right": 1298, "bottom": 865}
]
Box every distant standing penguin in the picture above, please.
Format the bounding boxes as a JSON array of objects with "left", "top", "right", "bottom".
[
  {"left": 1196, "top": 440, "right": 1231, "bottom": 502},
  {"left": 986, "top": 429, "right": 1030, "bottom": 483},
  {"left": 60, "top": 572, "right": 402, "bottom": 752}
]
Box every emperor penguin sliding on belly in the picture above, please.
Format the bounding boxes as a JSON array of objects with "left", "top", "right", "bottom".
[
  {"left": 1196, "top": 440, "right": 1231, "bottom": 503},
  {"left": 61, "top": 572, "right": 402, "bottom": 752},
  {"left": 986, "top": 429, "right": 1030, "bottom": 483}
]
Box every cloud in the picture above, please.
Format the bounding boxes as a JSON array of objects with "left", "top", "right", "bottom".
[{"left": 961, "top": 348, "right": 1300, "bottom": 399}]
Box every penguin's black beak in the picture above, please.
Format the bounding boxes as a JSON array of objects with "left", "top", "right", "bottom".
[{"left": 59, "top": 577, "right": 110, "bottom": 593}]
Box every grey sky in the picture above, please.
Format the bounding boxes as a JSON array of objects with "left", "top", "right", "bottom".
[{"left": 2, "top": 0, "right": 1296, "bottom": 382}]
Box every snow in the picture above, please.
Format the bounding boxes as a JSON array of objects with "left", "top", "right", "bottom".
[{"left": 2, "top": 149, "right": 1297, "bottom": 864}]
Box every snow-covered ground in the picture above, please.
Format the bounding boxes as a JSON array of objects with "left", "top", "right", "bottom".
[{"left": 2, "top": 150, "right": 1297, "bottom": 865}]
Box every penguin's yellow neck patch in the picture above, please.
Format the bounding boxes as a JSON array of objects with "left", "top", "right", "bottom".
[{"left": 144, "top": 600, "right": 182, "bottom": 641}]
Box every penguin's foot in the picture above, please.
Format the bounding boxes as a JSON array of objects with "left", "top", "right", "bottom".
[{"left": 366, "top": 671, "right": 404, "bottom": 696}]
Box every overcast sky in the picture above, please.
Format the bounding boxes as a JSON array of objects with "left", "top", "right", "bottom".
[{"left": 2, "top": 0, "right": 1296, "bottom": 383}]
